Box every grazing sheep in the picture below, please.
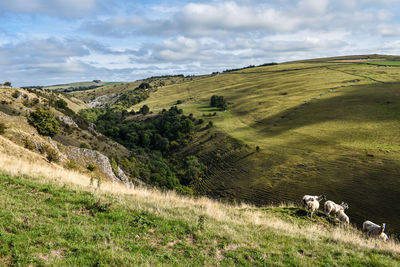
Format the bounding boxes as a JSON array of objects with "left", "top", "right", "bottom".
[
  {"left": 324, "top": 200, "right": 348, "bottom": 218},
  {"left": 302, "top": 195, "right": 326, "bottom": 218},
  {"left": 337, "top": 209, "right": 349, "bottom": 225},
  {"left": 362, "top": 221, "right": 388, "bottom": 241},
  {"left": 302, "top": 194, "right": 326, "bottom": 208},
  {"left": 306, "top": 198, "right": 320, "bottom": 218}
]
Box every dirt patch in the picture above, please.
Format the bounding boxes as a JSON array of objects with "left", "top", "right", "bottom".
[{"left": 37, "top": 249, "right": 64, "bottom": 262}]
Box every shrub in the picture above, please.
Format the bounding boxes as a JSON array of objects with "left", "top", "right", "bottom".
[
  {"left": 12, "top": 90, "right": 21, "bottom": 98},
  {"left": 87, "top": 163, "right": 96, "bottom": 172},
  {"left": 80, "top": 142, "right": 91, "bottom": 149},
  {"left": 42, "top": 144, "right": 60, "bottom": 163},
  {"left": 64, "top": 159, "right": 80, "bottom": 170},
  {"left": 139, "top": 105, "right": 150, "bottom": 115},
  {"left": 0, "top": 122, "right": 7, "bottom": 135},
  {"left": 210, "top": 95, "right": 228, "bottom": 110},
  {"left": 55, "top": 99, "right": 68, "bottom": 109},
  {"left": 28, "top": 109, "right": 59, "bottom": 137},
  {"left": 22, "top": 137, "right": 36, "bottom": 150},
  {"left": 137, "top": 82, "right": 151, "bottom": 90},
  {"left": 110, "top": 158, "right": 118, "bottom": 175}
]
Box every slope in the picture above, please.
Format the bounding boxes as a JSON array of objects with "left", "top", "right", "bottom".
[
  {"left": 0, "top": 146, "right": 399, "bottom": 266},
  {"left": 131, "top": 56, "right": 400, "bottom": 236}
]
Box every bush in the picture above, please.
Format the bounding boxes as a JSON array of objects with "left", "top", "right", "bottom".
[
  {"left": 22, "top": 137, "right": 36, "bottom": 150},
  {"left": 210, "top": 95, "right": 228, "bottom": 110},
  {"left": 28, "top": 109, "right": 59, "bottom": 137},
  {"left": 80, "top": 142, "right": 91, "bottom": 149},
  {"left": 137, "top": 82, "right": 151, "bottom": 90},
  {"left": 87, "top": 163, "right": 96, "bottom": 172},
  {"left": 12, "top": 90, "right": 21, "bottom": 98},
  {"left": 0, "top": 122, "right": 7, "bottom": 135},
  {"left": 42, "top": 144, "right": 60, "bottom": 163},
  {"left": 55, "top": 99, "right": 68, "bottom": 109},
  {"left": 139, "top": 105, "right": 150, "bottom": 115},
  {"left": 110, "top": 158, "right": 118, "bottom": 175}
]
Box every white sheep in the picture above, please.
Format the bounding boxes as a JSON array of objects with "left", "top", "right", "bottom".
[
  {"left": 324, "top": 200, "right": 348, "bottom": 218},
  {"left": 306, "top": 198, "right": 320, "bottom": 218},
  {"left": 302, "top": 194, "right": 326, "bottom": 208},
  {"left": 362, "top": 221, "right": 388, "bottom": 241},
  {"left": 337, "top": 209, "right": 349, "bottom": 225}
]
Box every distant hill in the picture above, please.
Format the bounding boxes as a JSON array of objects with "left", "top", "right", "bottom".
[
  {"left": 121, "top": 54, "right": 400, "bottom": 236},
  {"left": 39, "top": 81, "right": 121, "bottom": 92}
]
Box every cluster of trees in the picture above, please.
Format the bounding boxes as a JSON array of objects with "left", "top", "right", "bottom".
[
  {"left": 61, "top": 85, "right": 103, "bottom": 92},
  {"left": 92, "top": 105, "right": 195, "bottom": 153},
  {"left": 28, "top": 109, "right": 60, "bottom": 137},
  {"left": 1, "top": 81, "right": 11, "bottom": 87},
  {"left": 114, "top": 82, "right": 152, "bottom": 108},
  {"left": 210, "top": 95, "right": 228, "bottom": 110},
  {"left": 79, "top": 104, "right": 205, "bottom": 192}
]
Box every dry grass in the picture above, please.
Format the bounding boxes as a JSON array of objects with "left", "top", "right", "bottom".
[{"left": 0, "top": 139, "right": 398, "bottom": 256}]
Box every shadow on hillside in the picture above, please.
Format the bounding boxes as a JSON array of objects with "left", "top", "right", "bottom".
[{"left": 243, "top": 83, "right": 400, "bottom": 138}]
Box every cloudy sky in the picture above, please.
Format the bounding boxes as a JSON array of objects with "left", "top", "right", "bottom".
[{"left": 1, "top": 0, "right": 400, "bottom": 86}]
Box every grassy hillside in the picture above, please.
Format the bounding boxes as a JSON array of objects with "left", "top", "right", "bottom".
[
  {"left": 42, "top": 81, "right": 120, "bottom": 91},
  {"left": 0, "top": 150, "right": 399, "bottom": 266},
  {"left": 129, "top": 56, "right": 400, "bottom": 236}
]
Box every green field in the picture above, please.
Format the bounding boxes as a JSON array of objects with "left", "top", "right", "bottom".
[
  {"left": 127, "top": 58, "right": 400, "bottom": 236},
  {"left": 0, "top": 170, "right": 398, "bottom": 266},
  {"left": 368, "top": 61, "right": 400, "bottom": 66}
]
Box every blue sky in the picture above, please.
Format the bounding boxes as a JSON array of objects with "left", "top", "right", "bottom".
[{"left": 1, "top": 0, "right": 400, "bottom": 86}]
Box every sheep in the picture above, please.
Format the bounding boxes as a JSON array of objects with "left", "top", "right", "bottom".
[
  {"left": 302, "top": 194, "right": 326, "bottom": 208},
  {"left": 362, "top": 221, "right": 388, "bottom": 241},
  {"left": 306, "top": 198, "right": 319, "bottom": 218},
  {"left": 337, "top": 209, "right": 349, "bottom": 225},
  {"left": 302, "top": 195, "right": 325, "bottom": 218},
  {"left": 324, "top": 200, "right": 348, "bottom": 218}
]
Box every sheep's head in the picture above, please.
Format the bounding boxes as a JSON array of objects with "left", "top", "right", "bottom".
[
  {"left": 381, "top": 223, "right": 386, "bottom": 232},
  {"left": 320, "top": 195, "right": 327, "bottom": 201},
  {"left": 340, "top": 202, "right": 349, "bottom": 210}
]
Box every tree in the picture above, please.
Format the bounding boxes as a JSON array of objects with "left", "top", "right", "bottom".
[
  {"left": 139, "top": 105, "right": 150, "bottom": 115},
  {"left": 3, "top": 81, "right": 11, "bottom": 87},
  {"left": 182, "top": 155, "right": 207, "bottom": 185},
  {"left": 137, "top": 82, "right": 151, "bottom": 90},
  {"left": 28, "top": 109, "right": 59, "bottom": 137},
  {"left": 55, "top": 99, "right": 68, "bottom": 109},
  {"left": 210, "top": 95, "right": 228, "bottom": 110}
]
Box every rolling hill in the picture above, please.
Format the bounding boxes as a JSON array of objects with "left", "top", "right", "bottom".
[
  {"left": 0, "top": 141, "right": 398, "bottom": 266},
  {"left": 120, "top": 55, "right": 400, "bottom": 236},
  {"left": 1, "top": 54, "right": 400, "bottom": 265}
]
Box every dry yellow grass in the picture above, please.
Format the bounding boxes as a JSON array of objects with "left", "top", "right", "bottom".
[{"left": 0, "top": 136, "right": 398, "bottom": 256}]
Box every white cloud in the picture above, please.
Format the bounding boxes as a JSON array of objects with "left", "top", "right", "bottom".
[
  {"left": 0, "top": 0, "right": 99, "bottom": 18},
  {"left": 2, "top": 0, "right": 400, "bottom": 86}
]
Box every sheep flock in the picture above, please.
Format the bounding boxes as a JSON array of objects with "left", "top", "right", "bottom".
[{"left": 302, "top": 194, "right": 390, "bottom": 242}]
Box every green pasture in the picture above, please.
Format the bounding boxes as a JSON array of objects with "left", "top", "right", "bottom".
[
  {"left": 0, "top": 172, "right": 399, "bottom": 266},
  {"left": 133, "top": 61, "right": 400, "bottom": 235},
  {"left": 368, "top": 61, "right": 400, "bottom": 66}
]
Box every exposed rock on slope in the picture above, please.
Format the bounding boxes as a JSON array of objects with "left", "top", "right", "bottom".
[{"left": 64, "top": 146, "right": 130, "bottom": 184}]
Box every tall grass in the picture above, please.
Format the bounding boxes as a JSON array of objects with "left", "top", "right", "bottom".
[{"left": 0, "top": 148, "right": 398, "bottom": 256}]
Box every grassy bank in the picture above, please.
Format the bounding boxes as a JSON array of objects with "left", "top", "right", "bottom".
[{"left": 0, "top": 153, "right": 399, "bottom": 266}]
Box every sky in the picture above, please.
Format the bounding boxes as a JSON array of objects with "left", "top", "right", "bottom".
[{"left": 1, "top": 0, "right": 400, "bottom": 86}]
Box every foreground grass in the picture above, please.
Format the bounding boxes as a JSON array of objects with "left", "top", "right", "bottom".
[{"left": 0, "top": 154, "right": 399, "bottom": 266}]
